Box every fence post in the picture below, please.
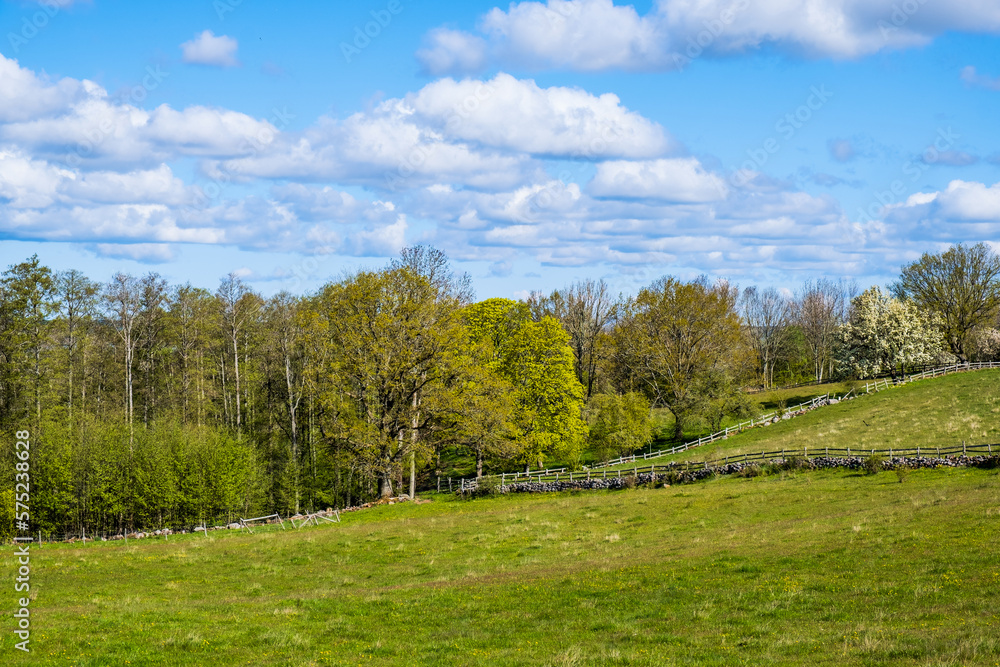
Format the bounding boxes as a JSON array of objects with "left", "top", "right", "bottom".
[
  {"left": 963, "top": 440, "right": 966, "bottom": 455},
  {"left": 448, "top": 477, "right": 452, "bottom": 492}
]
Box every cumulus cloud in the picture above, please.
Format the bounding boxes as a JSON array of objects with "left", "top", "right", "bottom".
[
  {"left": 218, "top": 73, "right": 673, "bottom": 192},
  {"left": 181, "top": 30, "right": 240, "bottom": 68},
  {"left": 589, "top": 158, "right": 727, "bottom": 202},
  {"left": 0, "top": 55, "right": 88, "bottom": 123},
  {"left": 0, "top": 54, "right": 279, "bottom": 168},
  {"left": 417, "top": 0, "right": 1000, "bottom": 74},
  {"left": 407, "top": 73, "right": 674, "bottom": 158},
  {"left": 876, "top": 180, "right": 1000, "bottom": 250}
]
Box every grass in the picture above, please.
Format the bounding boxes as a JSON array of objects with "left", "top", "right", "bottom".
[
  {"left": 4, "top": 370, "right": 1000, "bottom": 666},
  {"left": 619, "top": 370, "right": 1000, "bottom": 467},
  {"left": 2, "top": 465, "right": 1000, "bottom": 666}
]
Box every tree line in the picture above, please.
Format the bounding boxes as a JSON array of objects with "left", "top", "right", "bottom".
[{"left": 2, "top": 242, "right": 999, "bottom": 536}]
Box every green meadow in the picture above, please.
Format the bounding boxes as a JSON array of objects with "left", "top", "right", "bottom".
[{"left": 3, "top": 371, "right": 1000, "bottom": 666}]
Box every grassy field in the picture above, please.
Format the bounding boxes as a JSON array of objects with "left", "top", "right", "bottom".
[
  {"left": 3, "top": 370, "right": 999, "bottom": 666},
  {"left": 2, "top": 465, "right": 999, "bottom": 666},
  {"left": 614, "top": 370, "right": 1000, "bottom": 468}
]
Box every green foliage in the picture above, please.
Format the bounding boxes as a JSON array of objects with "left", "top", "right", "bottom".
[
  {"left": 863, "top": 453, "right": 884, "bottom": 475},
  {"left": 613, "top": 276, "right": 747, "bottom": 441},
  {"left": 464, "top": 298, "right": 587, "bottom": 468},
  {"left": 695, "top": 369, "right": 759, "bottom": 433},
  {"left": 893, "top": 242, "right": 1000, "bottom": 361},
  {"left": 587, "top": 392, "right": 653, "bottom": 462}
]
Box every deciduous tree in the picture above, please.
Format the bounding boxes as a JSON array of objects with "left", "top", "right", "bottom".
[
  {"left": 613, "top": 277, "right": 744, "bottom": 441},
  {"left": 892, "top": 242, "right": 1000, "bottom": 361}
]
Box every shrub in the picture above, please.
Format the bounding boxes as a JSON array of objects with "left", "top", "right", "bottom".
[
  {"left": 780, "top": 455, "right": 811, "bottom": 472},
  {"left": 473, "top": 475, "right": 504, "bottom": 497},
  {"left": 863, "top": 454, "right": 884, "bottom": 475},
  {"left": 737, "top": 463, "right": 763, "bottom": 478},
  {"left": 622, "top": 474, "right": 638, "bottom": 489},
  {"left": 894, "top": 465, "right": 910, "bottom": 483}
]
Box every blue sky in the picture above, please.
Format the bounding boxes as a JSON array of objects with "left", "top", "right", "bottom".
[{"left": 1, "top": 0, "right": 999, "bottom": 299}]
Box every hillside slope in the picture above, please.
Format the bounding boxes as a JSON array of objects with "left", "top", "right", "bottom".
[{"left": 649, "top": 369, "right": 1000, "bottom": 465}]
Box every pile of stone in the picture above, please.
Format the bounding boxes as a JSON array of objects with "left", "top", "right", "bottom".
[{"left": 459, "top": 454, "right": 998, "bottom": 495}]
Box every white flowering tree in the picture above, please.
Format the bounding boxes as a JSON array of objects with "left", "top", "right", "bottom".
[{"left": 837, "top": 286, "right": 944, "bottom": 378}]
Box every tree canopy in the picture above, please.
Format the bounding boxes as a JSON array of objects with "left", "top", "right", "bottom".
[{"left": 892, "top": 242, "right": 1000, "bottom": 361}]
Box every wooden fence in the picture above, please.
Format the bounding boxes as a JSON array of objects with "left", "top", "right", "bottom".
[{"left": 460, "top": 442, "right": 997, "bottom": 488}]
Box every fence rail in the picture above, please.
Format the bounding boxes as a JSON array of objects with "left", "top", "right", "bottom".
[{"left": 458, "top": 442, "right": 997, "bottom": 488}]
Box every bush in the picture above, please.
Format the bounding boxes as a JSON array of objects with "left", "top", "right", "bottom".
[
  {"left": 863, "top": 454, "right": 884, "bottom": 475},
  {"left": 894, "top": 465, "right": 910, "bottom": 483},
  {"left": 622, "top": 474, "right": 638, "bottom": 489},
  {"left": 472, "top": 475, "right": 504, "bottom": 497},
  {"left": 780, "top": 455, "right": 812, "bottom": 472},
  {"left": 737, "top": 463, "right": 764, "bottom": 478}
]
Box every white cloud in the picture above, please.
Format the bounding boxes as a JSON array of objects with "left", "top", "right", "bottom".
[
  {"left": 937, "top": 181, "right": 1000, "bottom": 221},
  {"left": 407, "top": 73, "right": 674, "bottom": 158},
  {"left": 960, "top": 65, "right": 1000, "bottom": 91},
  {"left": 216, "top": 104, "right": 538, "bottom": 192},
  {"left": 180, "top": 30, "right": 240, "bottom": 68},
  {"left": 418, "top": 0, "right": 1000, "bottom": 74},
  {"left": 0, "top": 54, "right": 279, "bottom": 168},
  {"left": 417, "top": 28, "right": 489, "bottom": 75},
  {"left": 589, "top": 158, "right": 727, "bottom": 202},
  {"left": 0, "top": 54, "right": 88, "bottom": 123}
]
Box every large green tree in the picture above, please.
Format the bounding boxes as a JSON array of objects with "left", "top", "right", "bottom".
[
  {"left": 464, "top": 298, "right": 586, "bottom": 469},
  {"left": 613, "top": 277, "right": 745, "bottom": 441},
  {"left": 892, "top": 242, "right": 1000, "bottom": 362},
  {"left": 309, "top": 266, "right": 466, "bottom": 497}
]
